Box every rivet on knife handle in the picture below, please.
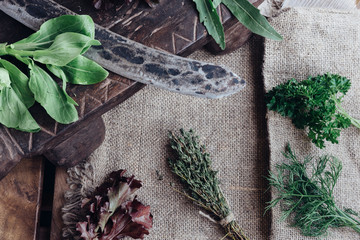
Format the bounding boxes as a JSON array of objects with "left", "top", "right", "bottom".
[{"left": 0, "top": 0, "right": 246, "bottom": 98}]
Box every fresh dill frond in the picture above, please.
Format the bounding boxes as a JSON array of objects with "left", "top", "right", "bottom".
[{"left": 267, "top": 145, "right": 360, "bottom": 237}]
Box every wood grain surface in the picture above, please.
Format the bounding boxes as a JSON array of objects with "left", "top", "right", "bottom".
[
  {"left": 50, "top": 167, "right": 68, "bottom": 240},
  {"left": 0, "top": 0, "right": 263, "bottom": 180},
  {"left": 0, "top": 157, "right": 44, "bottom": 240},
  {"left": 0, "top": 0, "right": 237, "bottom": 180},
  {"left": 0, "top": 0, "right": 263, "bottom": 238}
]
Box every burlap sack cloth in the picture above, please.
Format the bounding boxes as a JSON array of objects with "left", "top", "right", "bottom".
[
  {"left": 62, "top": 36, "right": 270, "bottom": 239},
  {"left": 263, "top": 8, "right": 360, "bottom": 240},
  {"left": 62, "top": 7, "right": 360, "bottom": 240}
]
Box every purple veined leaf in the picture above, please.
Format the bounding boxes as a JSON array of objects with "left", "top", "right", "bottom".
[
  {"left": 127, "top": 198, "right": 153, "bottom": 230},
  {"left": 76, "top": 216, "right": 98, "bottom": 240},
  {"left": 78, "top": 170, "right": 153, "bottom": 240}
]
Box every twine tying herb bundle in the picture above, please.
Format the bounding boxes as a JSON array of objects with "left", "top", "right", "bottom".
[{"left": 168, "top": 129, "right": 249, "bottom": 240}]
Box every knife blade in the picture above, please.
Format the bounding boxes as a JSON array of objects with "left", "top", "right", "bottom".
[{"left": 0, "top": 0, "right": 246, "bottom": 99}]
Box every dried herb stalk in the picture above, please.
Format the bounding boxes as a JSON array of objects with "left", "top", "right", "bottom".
[{"left": 168, "top": 129, "right": 249, "bottom": 240}]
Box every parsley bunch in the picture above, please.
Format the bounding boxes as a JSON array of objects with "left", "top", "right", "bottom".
[
  {"left": 267, "top": 145, "right": 360, "bottom": 237},
  {"left": 265, "top": 73, "right": 360, "bottom": 148}
]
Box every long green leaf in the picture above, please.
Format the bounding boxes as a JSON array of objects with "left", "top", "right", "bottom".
[
  {"left": 29, "top": 63, "right": 78, "bottom": 124},
  {"left": 12, "top": 15, "right": 95, "bottom": 51},
  {"left": 0, "top": 43, "right": 6, "bottom": 56},
  {"left": 221, "top": 0, "right": 282, "bottom": 41},
  {"left": 47, "top": 55, "right": 109, "bottom": 85},
  {"left": 0, "top": 84, "right": 39, "bottom": 132},
  {"left": 33, "top": 32, "right": 100, "bottom": 66},
  {"left": 0, "top": 60, "right": 34, "bottom": 108},
  {"left": 0, "top": 68, "right": 11, "bottom": 90},
  {"left": 193, "top": 0, "right": 225, "bottom": 49}
]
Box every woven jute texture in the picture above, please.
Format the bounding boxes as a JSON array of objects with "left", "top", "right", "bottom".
[
  {"left": 263, "top": 8, "right": 360, "bottom": 240},
  {"left": 62, "top": 36, "right": 271, "bottom": 240}
]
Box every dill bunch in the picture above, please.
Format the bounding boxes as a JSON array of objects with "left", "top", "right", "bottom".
[
  {"left": 168, "top": 129, "right": 249, "bottom": 240},
  {"left": 267, "top": 145, "right": 360, "bottom": 237}
]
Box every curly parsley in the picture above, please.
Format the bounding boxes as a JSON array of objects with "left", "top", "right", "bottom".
[{"left": 265, "top": 73, "right": 360, "bottom": 148}]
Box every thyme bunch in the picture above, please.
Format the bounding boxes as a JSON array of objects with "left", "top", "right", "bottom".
[
  {"left": 267, "top": 145, "right": 360, "bottom": 237},
  {"left": 168, "top": 129, "right": 249, "bottom": 240}
]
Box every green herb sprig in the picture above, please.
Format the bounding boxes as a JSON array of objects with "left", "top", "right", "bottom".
[
  {"left": 267, "top": 145, "right": 360, "bottom": 237},
  {"left": 193, "top": 0, "right": 282, "bottom": 50},
  {"left": 168, "top": 129, "right": 249, "bottom": 240},
  {"left": 0, "top": 15, "right": 108, "bottom": 132},
  {"left": 265, "top": 73, "right": 360, "bottom": 149}
]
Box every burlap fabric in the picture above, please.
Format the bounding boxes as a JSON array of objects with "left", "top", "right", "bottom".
[
  {"left": 62, "top": 36, "right": 271, "bottom": 239},
  {"left": 263, "top": 8, "right": 360, "bottom": 240}
]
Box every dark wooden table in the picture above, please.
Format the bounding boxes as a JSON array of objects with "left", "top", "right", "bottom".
[{"left": 0, "top": 0, "right": 263, "bottom": 239}]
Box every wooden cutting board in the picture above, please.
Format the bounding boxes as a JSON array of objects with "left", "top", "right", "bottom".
[{"left": 0, "top": 0, "right": 263, "bottom": 180}]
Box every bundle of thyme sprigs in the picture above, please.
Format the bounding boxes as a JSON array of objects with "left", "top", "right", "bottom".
[
  {"left": 267, "top": 145, "right": 360, "bottom": 237},
  {"left": 168, "top": 129, "right": 249, "bottom": 240}
]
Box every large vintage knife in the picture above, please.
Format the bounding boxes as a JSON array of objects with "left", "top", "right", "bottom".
[{"left": 0, "top": 0, "right": 246, "bottom": 98}]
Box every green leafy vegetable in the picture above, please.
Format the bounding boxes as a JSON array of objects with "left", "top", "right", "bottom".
[
  {"left": 267, "top": 145, "right": 360, "bottom": 237},
  {"left": 193, "top": 0, "right": 225, "bottom": 49},
  {"left": 0, "top": 59, "right": 34, "bottom": 108},
  {"left": 32, "top": 32, "right": 100, "bottom": 66},
  {"left": 0, "top": 68, "right": 39, "bottom": 132},
  {"left": 168, "top": 129, "right": 249, "bottom": 240},
  {"left": 47, "top": 55, "right": 108, "bottom": 85},
  {"left": 192, "top": 0, "right": 282, "bottom": 50},
  {"left": 0, "top": 68, "right": 11, "bottom": 90},
  {"left": 265, "top": 73, "right": 360, "bottom": 149},
  {"left": 0, "top": 15, "right": 109, "bottom": 132},
  {"left": 29, "top": 63, "right": 78, "bottom": 124},
  {"left": 221, "top": 0, "right": 282, "bottom": 41},
  {"left": 12, "top": 15, "right": 95, "bottom": 51}
]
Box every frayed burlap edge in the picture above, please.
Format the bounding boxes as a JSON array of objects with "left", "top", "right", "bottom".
[
  {"left": 62, "top": 161, "right": 95, "bottom": 240},
  {"left": 259, "top": 0, "right": 289, "bottom": 17}
]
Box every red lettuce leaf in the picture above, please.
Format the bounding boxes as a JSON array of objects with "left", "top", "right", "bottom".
[
  {"left": 76, "top": 216, "right": 98, "bottom": 240},
  {"left": 77, "top": 169, "right": 152, "bottom": 240}
]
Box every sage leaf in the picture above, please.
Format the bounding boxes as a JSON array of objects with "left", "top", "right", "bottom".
[
  {"left": 61, "top": 78, "right": 78, "bottom": 106},
  {"left": 221, "top": 0, "right": 282, "bottom": 41},
  {"left": 213, "top": 0, "right": 221, "bottom": 8},
  {"left": 33, "top": 32, "right": 100, "bottom": 66},
  {"left": 193, "top": 0, "right": 225, "bottom": 50},
  {"left": 47, "top": 55, "right": 109, "bottom": 85},
  {"left": 29, "top": 63, "right": 78, "bottom": 124},
  {"left": 0, "top": 68, "right": 11, "bottom": 90},
  {"left": 0, "top": 84, "right": 39, "bottom": 132},
  {"left": 0, "top": 59, "right": 34, "bottom": 108},
  {"left": 12, "top": 15, "right": 95, "bottom": 51}
]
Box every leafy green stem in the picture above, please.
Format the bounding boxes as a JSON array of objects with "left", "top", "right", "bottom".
[
  {"left": 334, "top": 205, "right": 360, "bottom": 232},
  {"left": 5, "top": 47, "right": 35, "bottom": 57},
  {"left": 0, "top": 43, "right": 7, "bottom": 56},
  {"left": 333, "top": 96, "right": 360, "bottom": 129}
]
